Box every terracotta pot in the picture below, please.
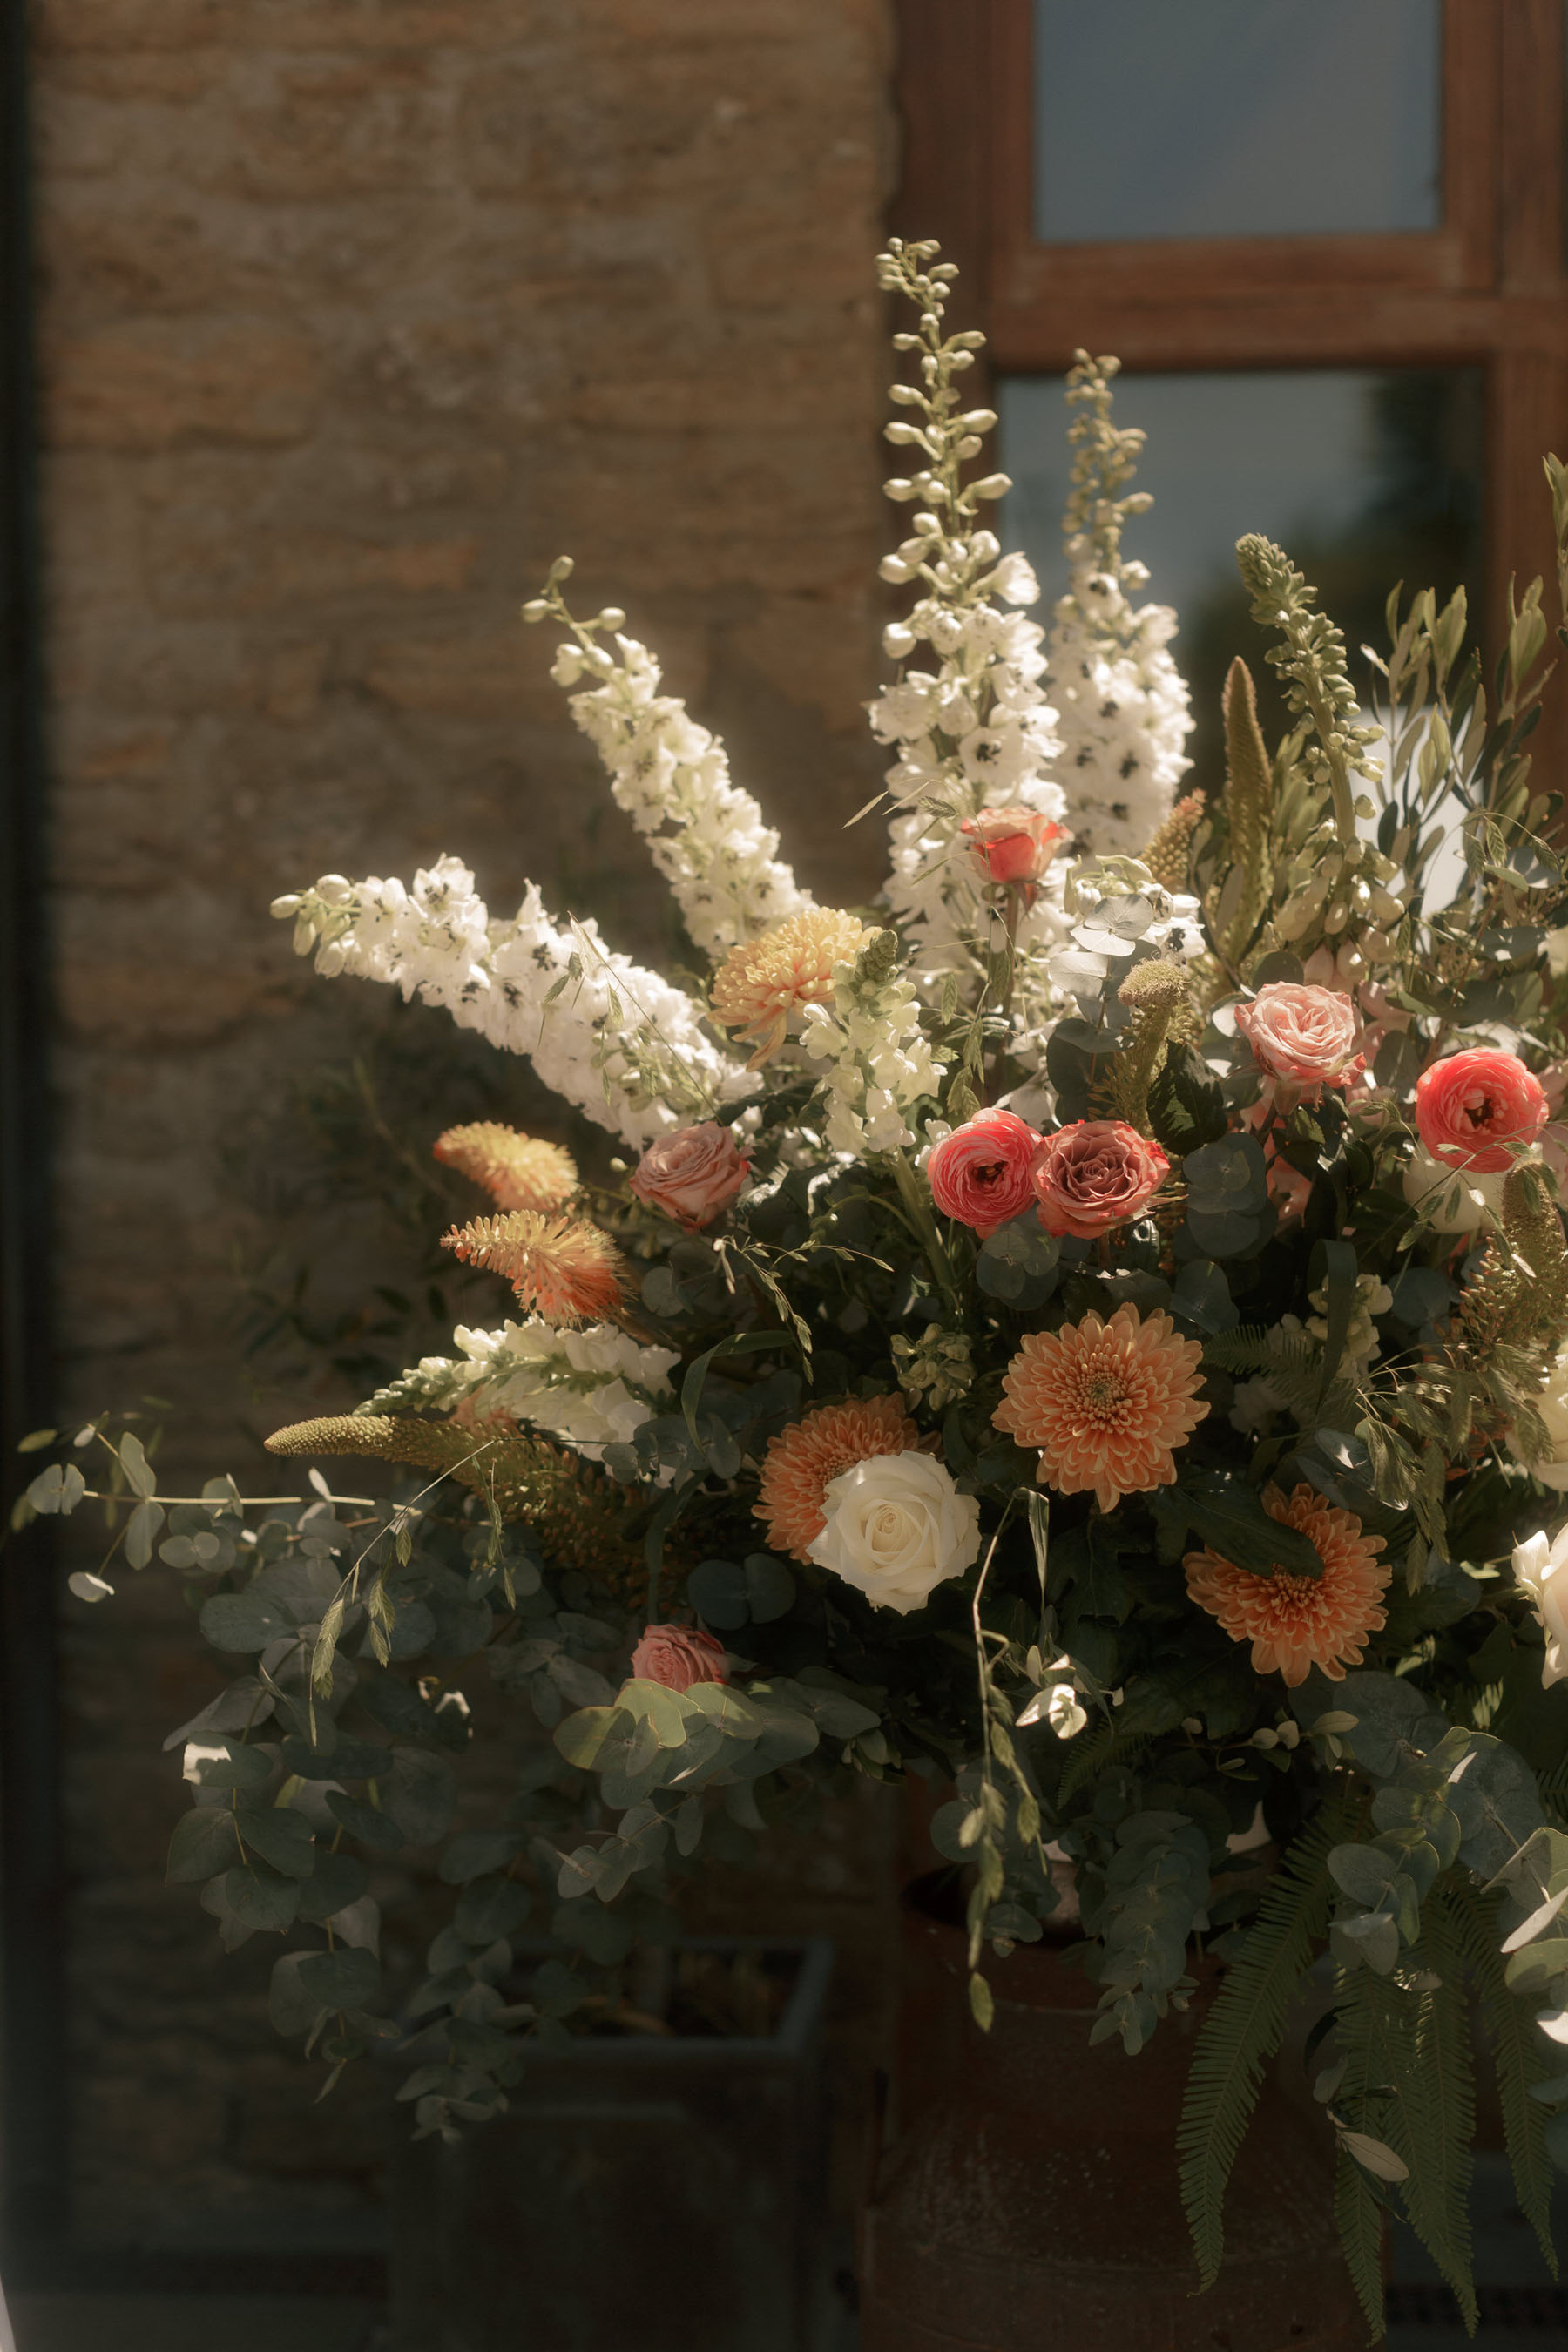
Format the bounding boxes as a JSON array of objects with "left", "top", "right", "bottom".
[{"left": 858, "top": 1875, "right": 1364, "bottom": 2352}]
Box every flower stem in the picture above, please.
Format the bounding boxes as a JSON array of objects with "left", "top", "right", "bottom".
[{"left": 887, "top": 1148, "right": 962, "bottom": 1308}]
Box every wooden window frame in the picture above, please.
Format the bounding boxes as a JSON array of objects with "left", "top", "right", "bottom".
[{"left": 894, "top": 0, "right": 1568, "bottom": 757}]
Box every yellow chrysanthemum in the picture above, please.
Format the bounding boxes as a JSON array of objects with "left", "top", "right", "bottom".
[
  {"left": 1185, "top": 1484, "right": 1389, "bottom": 1686},
  {"left": 434, "top": 1122, "right": 578, "bottom": 1214},
  {"left": 711, "top": 908, "right": 868, "bottom": 1066},
  {"left": 441, "top": 1210, "right": 625, "bottom": 1327}
]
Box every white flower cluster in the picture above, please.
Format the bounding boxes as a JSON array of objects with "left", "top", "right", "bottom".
[
  {"left": 1049, "top": 558, "right": 1193, "bottom": 859},
  {"left": 801, "top": 931, "right": 944, "bottom": 1156},
  {"left": 273, "top": 856, "right": 747, "bottom": 1150},
  {"left": 550, "top": 626, "right": 811, "bottom": 960},
  {"left": 1043, "top": 353, "right": 1191, "bottom": 861},
  {"left": 452, "top": 1318, "right": 679, "bottom": 1469}
]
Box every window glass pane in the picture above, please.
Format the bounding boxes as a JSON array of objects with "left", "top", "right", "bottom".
[
  {"left": 999, "top": 368, "right": 1483, "bottom": 786},
  {"left": 1033, "top": 0, "right": 1443, "bottom": 243}
]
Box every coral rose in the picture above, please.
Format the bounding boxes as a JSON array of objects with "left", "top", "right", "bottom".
[
  {"left": 628, "top": 1623, "right": 729, "bottom": 1693},
  {"left": 927, "top": 1108, "right": 1042, "bottom": 1236},
  {"left": 1235, "top": 983, "right": 1361, "bottom": 1087},
  {"left": 630, "top": 1123, "right": 750, "bottom": 1230},
  {"left": 1184, "top": 1484, "right": 1389, "bottom": 1686},
  {"left": 959, "top": 807, "right": 1064, "bottom": 889},
  {"left": 1415, "top": 1047, "right": 1548, "bottom": 1173},
  {"left": 1031, "top": 1120, "right": 1169, "bottom": 1239}
]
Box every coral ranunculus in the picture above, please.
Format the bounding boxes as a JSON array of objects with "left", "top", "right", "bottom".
[
  {"left": 1031, "top": 1119, "right": 1169, "bottom": 1239},
  {"left": 1415, "top": 1047, "right": 1548, "bottom": 1174},
  {"left": 959, "top": 806, "right": 1065, "bottom": 889},
  {"left": 1235, "top": 983, "right": 1361, "bottom": 1087},
  {"left": 630, "top": 1122, "right": 750, "bottom": 1229},
  {"left": 1184, "top": 1484, "right": 1389, "bottom": 1686},
  {"left": 992, "top": 1304, "right": 1207, "bottom": 1511},
  {"left": 754, "top": 1395, "right": 926, "bottom": 1563},
  {"left": 628, "top": 1623, "right": 729, "bottom": 1693},
  {"left": 927, "top": 1108, "right": 1042, "bottom": 1235}
]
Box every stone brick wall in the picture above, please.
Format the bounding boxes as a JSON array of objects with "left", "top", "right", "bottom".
[{"left": 32, "top": 0, "right": 899, "bottom": 2239}]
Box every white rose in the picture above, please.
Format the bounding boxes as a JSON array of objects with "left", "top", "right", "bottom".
[
  {"left": 1508, "top": 1346, "right": 1568, "bottom": 1492},
  {"left": 808, "top": 1450, "right": 981, "bottom": 1615},
  {"left": 1511, "top": 1526, "right": 1568, "bottom": 1686},
  {"left": 1402, "top": 1144, "right": 1506, "bottom": 1235}
]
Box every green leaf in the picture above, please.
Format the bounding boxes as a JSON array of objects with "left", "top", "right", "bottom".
[
  {"left": 743, "top": 1554, "right": 796, "bottom": 1624},
  {"left": 686, "top": 1558, "right": 751, "bottom": 1630},
  {"left": 324, "top": 1791, "right": 405, "bottom": 1852},
  {"left": 617, "top": 1680, "right": 690, "bottom": 1749},
  {"left": 222, "top": 1862, "right": 301, "bottom": 1932},
  {"left": 297, "top": 1946, "right": 380, "bottom": 2010},
  {"left": 553, "top": 1704, "right": 625, "bottom": 1770},
  {"left": 1148, "top": 1044, "right": 1229, "bottom": 1157},
  {"left": 17, "top": 1427, "right": 58, "bottom": 1452},
  {"left": 383, "top": 1746, "right": 456, "bottom": 1845},
  {"left": 270, "top": 1951, "right": 328, "bottom": 2036},
  {"left": 166, "top": 1807, "right": 240, "bottom": 1885},
  {"left": 1334, "top": 2146, "right": 1387, "bottom": 2338},
  {"left": 199, "top": 1589, "right": 299, "bottom": 1653},
  {"left": 1179, "top": 1800, "right": 1344, "bottom": 2288},
  {"left": 295, "top": 1851, "right": 369, "bottom": 1923},
  {"left": 118, "top": 1431, "right": 157, "bottom": 1499},
  {"left": 438, "top": 1830, "right": 520, "bottom": 1886},
  {"left": 976, "top": 1213, "right": 1061, "bottom": 1308},
  {"left": 680, "top": 1330, "right": 781, "bottom": 1450},
  {"left": 455, "top": 1876, "right": 532, "bottom": 1944},
  {"left": 183, "top": 1736, "right": 274, "bottom": 1793},
  {"left": 25, "top": 1462, "right": 86, "bottom": 1516},
  {"left": 968, "top": 1970, "right": 994, "bottom": 2031},
  {"left": 124, "top": 1497, "right": 166, "bottom": 1570},
  {"left": 1312, "top": 1240, "right": 1360, "bottom": 1408},
  {"left": 234, "top": 1803, "right": 317, "bottom": 1879},
  {"left": 1171, "top": 1480, "right": 1323, "bottom": 1579}
]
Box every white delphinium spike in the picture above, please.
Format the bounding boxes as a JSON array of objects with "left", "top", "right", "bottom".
[
  {"left": 871, "top": 242, "right": 1068, "bottom": 1006},
  {"left": 273, "top": 856, "right": 747, "bottom": 1149},
  {"left": 523, "top": 570, "right": 811, "bottom": 960},
  {"left": 1047, "top": 354, "right": 1193, "bottom": 858},
  {"left": 799, "top": 927, "right": 945, "bottom": 1159}
]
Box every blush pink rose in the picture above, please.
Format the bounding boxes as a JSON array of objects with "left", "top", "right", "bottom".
[
  {"left": 1234, "top": 983, "right": 1362, "bottom": 1086},
  {"left": 629, "top": 1122, "right": 750, "bottom": 1229},
  {"left": 959, "top": 807, "right": 1065, "bottom": 889},
  {"left": 1031, "top": 1120, "right": 1170, "bottom": 1240},
  {"left": 628, "top": 1624, "right": 729, "bottom": 1693},
  {"left": 927, "top": 1108, "right": 1043, "bottom": 1236},
  {"left": 1415, "top": 1048, "right": 1548, "bottom": 1174}
]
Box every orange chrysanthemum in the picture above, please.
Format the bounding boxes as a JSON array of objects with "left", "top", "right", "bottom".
[
  {"left": 441, "top": 1209, "right": 625, "bottom": 1327},
  {"left": 711, "top": 908, "right": 868, "bottom": 1067},
  {"left": 434, "top": 1122, "right": 578, "bottom": 1214},
  {"left": 992, "top": 1304, "right": 1208, "bottom": 1512},
  {"left": 1185, "top": 1483, "right": 1389, "bottom": 1687},
  {"left": 754, "top": 1395, "right": 925, "bottom": 1563}
]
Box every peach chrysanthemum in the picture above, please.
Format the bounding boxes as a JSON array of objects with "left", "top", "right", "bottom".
[
  {"left": 441, "top": 1209, "right": 625, "bottom": 1327},
  {"left": 755, "top": 1395, "right": 925, "bottom": 1563},
  {"left": 1185, "top": 1483, "right": 1389, "bottom": 1687},
  {"left": 434, "top": 1122, "right": 578, "bottom": 1214},
  {"left": 711, "top": 908, "right": 868, "bottom": 1067},
  {"left": 992, "top": 1304, "right": 1208, "bottom": 1512}
]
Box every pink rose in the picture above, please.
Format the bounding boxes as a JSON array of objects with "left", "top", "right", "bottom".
[
  {"left": 959, "top": 807, "right": 1065, "bottom": 889},
  {"left": 927, "top": 1108, "right": 1043, "bottom": 1236},
  {"left": 628, "top": 1623, "right": 729, "bottom": 1693},
  {"left": 629, "top": 1123, "right": 750, "bottom": 1229},
  {"left": 1031, "top": 1120, "right": 1170, "bottom": 1240},
  {"left": 1234, "top": 983, "right": 1362, "bottom": 1087},
  {"left": 1415, "top": 1048, "right": 1548, "bottom": 1174}
]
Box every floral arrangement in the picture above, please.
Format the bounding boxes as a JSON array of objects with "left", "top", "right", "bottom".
[{"left": 21, "top": 240, "right": 1568, "bottom": 2332}]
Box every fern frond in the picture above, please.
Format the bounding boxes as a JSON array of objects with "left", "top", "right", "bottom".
[
  {"left": 1335, "top": 2150, "right": 1388, "bottom": 2342},
  {"left": 1410, "top": 1893, "right": 1478, "bottom": 2329},
  {"left": 1178, "top": 1800, "right": 1344, "bottom": 2288},
  {"left": 1451, "top": 1879, "right": 1559, "bottom": 2276}
]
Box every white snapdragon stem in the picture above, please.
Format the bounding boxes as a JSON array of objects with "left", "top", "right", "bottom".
[
  {"left": 535, "top": 612, "right": 811, "bottom": 960},
  {"left": 800, "top": 932, "right": 945, "bottom": 1159},
  {"left": 273, "top": 856, "right": 748, "bottom": 1149}
]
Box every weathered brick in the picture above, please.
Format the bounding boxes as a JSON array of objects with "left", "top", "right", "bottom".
[{"left": 37, "top": 0, "right": 901, "bottom": 2243}]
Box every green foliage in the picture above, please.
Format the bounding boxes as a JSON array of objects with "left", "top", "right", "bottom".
[{"left": 1179, "top": 1800, "right": 1345, "bottom": 2288}]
